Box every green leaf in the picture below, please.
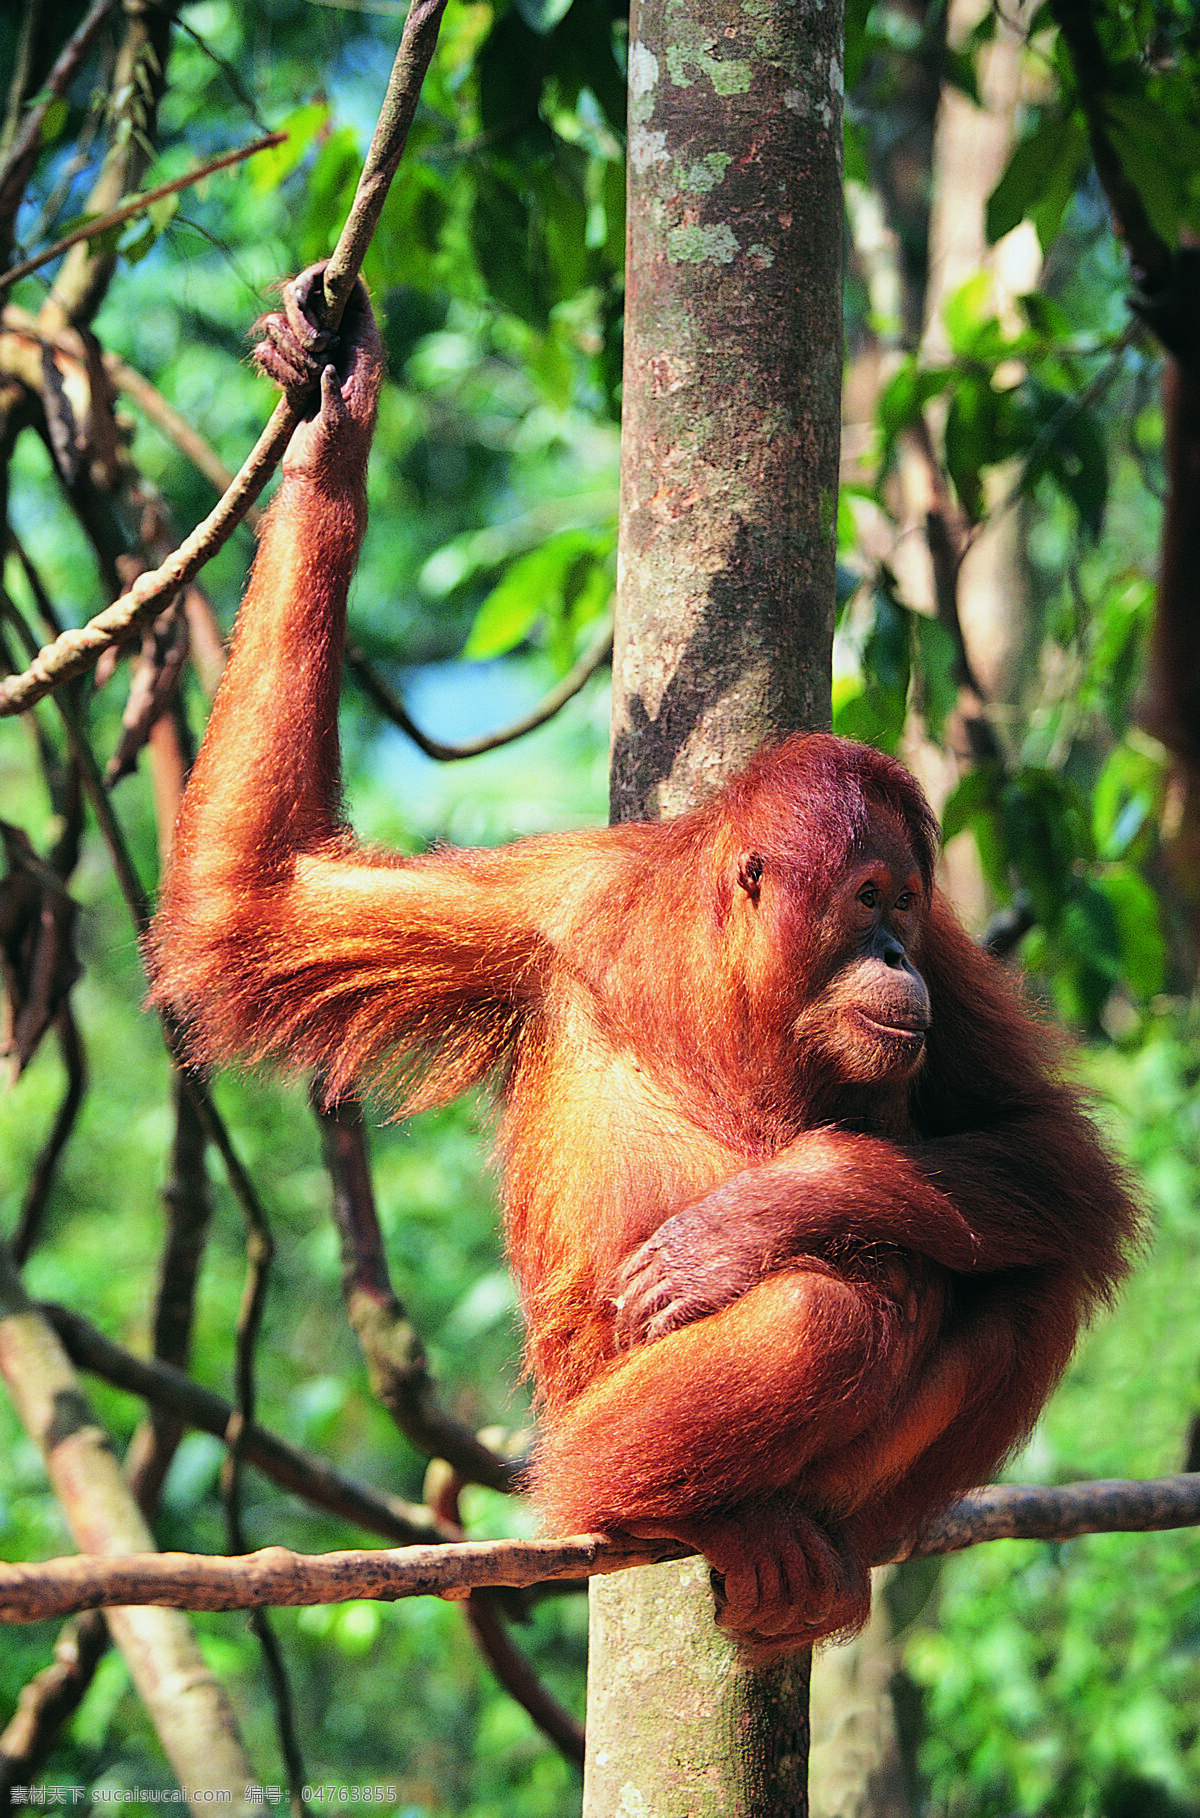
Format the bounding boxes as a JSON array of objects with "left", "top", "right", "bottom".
[
  {"left": 539, "top": 160, "right": 589, "bottom": 299},
  {"left": 944, "top": 371, "right": 998, "bottom": 522},
  {"left": 941, "top": 273, "right": 993, "bottom": 357},
  {"left": 986, "top": 112, "right": 1085, "bottom": 247},
  {"left": 599, "top": 157, "right": 626, "bottom": 272},
  {"left": 843, "top": 0, "right": 875, "bottom": 87},
  {"left": 251, "top": 103, "right": 330, "bottom": 193},
  {"left": 514, "top": 0, "right": 574, "bottom": 33},
  {"left": 300, "top": 127, "right": 363, "bottom": 260},
  {"left": 464, "top": 530, "right": 609, "bottom": 659},
  {"left": 942, "top": 45, "right": 982, "bottom": 107},
  {"left": 118, "top": 192, "right": 177, "bottom": 264},
  {"left": 1055, "top": 881, "right": 1125, "bottom": 1025},
  {"left": 987, "top": 115, "right": 1064, "bottom": 243},
  {"left": 1030, "top": 116, "right": 1089, "bottom": 251},
  {"left": 876, "top": 359, "right": 954, "bottom": 470},
  {"left": 833, "top": 592, "right": 911, "bottom": 754},
  {"left": 1018, "top": 291, "right": 1073, "bottom": 342},
  {"left": 843, "top": 117, "right": 870, "bottom": 186},
  {"left": 941, "top": 764, "right": 1007, "bottom": 893},
  {"left": 834, "top": 683, "right": 906, "bottom": 754},
  {"left": 1023, "top": 382, "right": 1108, "bottom": 539},
  {"left": 911, "top": 612, "right": 959, "bottom": 743},
  {"left": 1092, "top": 737, "right": 1165, "bottom": 863},
  {"left": 37, "top": 95, "right": 70, "bottom": 146},
  {"left": 470, "top": 173, "right": 543, "bottom": 325},
  {"left": 367, "top": 168, "right": 450, "bottom": 291},
  {"left": 1097, "top": 866, "right": 1166, "bottom": 1000},
  {"left": 1106, "top": 91, "right": 1200, "bottom": 248},
  {"left": 478, "top": 11, "right": 544, "bottom": 140},
  {"left": 999, "top": 769, "right": 1092, "bottom": 927},
  {"left": 940, "top": 766, "right": 998, "bottom": 844}
]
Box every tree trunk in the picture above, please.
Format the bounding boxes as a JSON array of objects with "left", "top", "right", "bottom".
[
  {"left": 586, "top": 0, "right": 844, "bottom": 1808},
  {"left": 585, "top": 1561, "right": 811, "bottom": 1815},
  {"left": 609, "top": 0, "right": 844, "bottom": 827}
]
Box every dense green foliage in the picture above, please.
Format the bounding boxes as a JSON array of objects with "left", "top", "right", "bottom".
[{"left": 2, "top": 0, "right": 1200, "bottom": 1812}]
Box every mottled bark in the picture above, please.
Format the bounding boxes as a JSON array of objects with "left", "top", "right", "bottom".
[
  {"left": 610, "top": 0, "right": 844, "bottom": 824},
  {"left": 584, "top": 1562, "right": 810, "bottom": 1817}
]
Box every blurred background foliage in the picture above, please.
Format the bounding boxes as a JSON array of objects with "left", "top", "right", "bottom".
[{"left": 2, "top": 0, "right": 1200, "bottom": 1812}]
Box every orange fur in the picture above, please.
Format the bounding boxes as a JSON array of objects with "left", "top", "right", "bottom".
[{"left": 151, "top": 266, "right": 1143, "bottom": 1657}]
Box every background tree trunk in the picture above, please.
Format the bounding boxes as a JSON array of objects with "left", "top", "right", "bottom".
[{"left": 585, "top": 0, "right": 844, "bottom": 1808}]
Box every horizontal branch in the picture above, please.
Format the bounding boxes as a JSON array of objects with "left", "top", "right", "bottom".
[
  {"left": 2, "top": 1474, "right": 1197, "bottom": 1624},
  {"left": 897, "top": 1472, "right": 1200, "bottom": 1559},
  {"left": 0, "top": 1533, "right": 681, "bottom": 1623}
]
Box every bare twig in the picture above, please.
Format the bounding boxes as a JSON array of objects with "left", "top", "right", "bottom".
[
  {"left": 11, "top": 302, "right": 608, "bottom": 758},
  {"left": 11, "top": 1003, "right": 86, "bottom": 1264},
  {"left": 122, "top": 1072, "right": 214, "bottom": 1508},
  {"left": 0, "top": 1531, "right": 685, "bottom": 1622},
  {"left": 1, "top": 587, "right": 152, "bottom": 928},
  {"left": 0, "top": 0, "right": 450, "bottom": 717},
  {"left": 0, "top": 1611, "right": 109, "bottom": 1795},
  {"left": 981, "top": 893, "right": 1037, "bottom": 959},
  {"left": 0, "top": 0, "right": 118, "bottom": 239},
  {"left": 898, "top": 1474, "right": 1200, "bottom": 1558},
  {"left": 467, "top": 1591, "right": 586, "bottom": 1769},
  {"left": 43, "top": 1, "right": 173, "bottom": 327},
  {"left": 0, "top": 387, "right": 300, "bottom": 716},
  {"left": 0, "top": 134, "right": 287, "bottom": 296},
  {"left": 5, "top": 580, "right": 306, "bottom": 1323},
  {"left": 320, "top": 0, "right": 450, "bottom": 323},
  {"left": 46, "top": 1303, "right": 453, "bottom": 1547},
  {"left": 903, "top": 413, "right": 986, "bottom": 698},
  {"left": 110, "top": 345, "right": 266, "bottom": 509},
  {"left": 218, "top": 1139, "right": 307, "bottom": 1807},
  {"left": 430, "top": 1464, "right": 585, "bottom": 1769},
  {"left": 346, "top": 618, "right": 614, "bottom": 760},
  {"left": 3, "top": 304, "right": 264, "bottom": 513},
  {"left": 315, "top": 1096, "right": 521, "bottom": 1492},
  {"left": 3, "top": 1476, "right": 1200, "bottom": 1624}
]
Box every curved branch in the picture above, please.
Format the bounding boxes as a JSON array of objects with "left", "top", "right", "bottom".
[
  {"left": 0, "top": 1533, "right": 681, "bottom": 1622},
  {"left": 0, "top": 1611, "right": 109, "bottom": 1795},
  {"left": 316, "top": 1097, "right": 520, "bottom": 1492},
  {"left": 2, "top": 1475, "right": 1199, "bottom": 1623},
  {"left": 431, "top": 1465, "right": 585, "bottom": 1769},
  {"left": 0, "top": 395, "right": 300, "bottom": 716},
  {"left": 467, "top": 1590, "right": 586, "bottom": 1769},
  {"left": 346, "top": 620, "right": 613, "bottom": 761},
  {"left": 11, "top": 1003, "right": 86, "bottom": 1266}
]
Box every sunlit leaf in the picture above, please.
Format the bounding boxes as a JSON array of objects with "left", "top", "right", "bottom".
[
  {"left": 1097, "top": 866, "right": 1166, "bottom": 999},
  {"left": 464, "top": 530, "right": 609, "bottom": 659},
  {"left": 250, "top": 103, "right": 330, "bottom": 193}
]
